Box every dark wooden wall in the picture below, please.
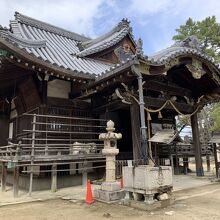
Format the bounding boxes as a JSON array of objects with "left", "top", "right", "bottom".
[
  {"left": 0, "top": 114, "right": 9, "bottom": 145},
  {"left": 14, "top": 77, "right": 41, "bottom": 114}
]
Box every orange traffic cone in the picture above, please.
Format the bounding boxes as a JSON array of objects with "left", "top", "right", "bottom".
[
  {"left": 85, "top": 179, "right": 94, "bottom": 204},
  {"left": 120, "top": 177, "right": 124, "bottom": 189}
]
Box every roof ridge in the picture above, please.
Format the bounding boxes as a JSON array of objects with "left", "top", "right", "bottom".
[
  {"left": 14, "top": 11, "right": 91, "bottom": 42},
  {"left": 77, "top": 18, "right": 135, "bottom": 57},
  {"left": 84, "top": 18, "right": 131, "bottom": 47}
]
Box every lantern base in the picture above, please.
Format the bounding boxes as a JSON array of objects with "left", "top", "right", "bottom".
[
  {"left": 94, "top": 188, "right": 125, "bottom": 203},
  {"left": 101, "top": 181, "right": 121, "bottom": 191},
  {"left": 94, "top": 181, "right": 124, "bottom": 203}
]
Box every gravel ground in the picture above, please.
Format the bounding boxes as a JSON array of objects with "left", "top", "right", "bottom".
[{"left": 0, "top": 183, "right": 220, "bottom": 220}]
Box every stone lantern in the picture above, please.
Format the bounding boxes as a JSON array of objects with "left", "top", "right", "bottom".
[
  {"left": 99, "top": 120, "right": 122, "bottom": 183},
  {"left": 94, "top": 120, "right": 124, "bottom": 202}
]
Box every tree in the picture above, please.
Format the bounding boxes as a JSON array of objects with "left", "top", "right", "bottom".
[
  {"left": 210, "top": 103, "right": 220, "bottom": 132},
  {"left": 173, "top": 16, "right": 220, "bottom": 61}
]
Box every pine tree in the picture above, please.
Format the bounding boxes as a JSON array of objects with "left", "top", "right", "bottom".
[
  {"left": 173, "top": 16, "right": 220, "bottom": 61},
  {"left": 210, "top": 103, "right": 220, "bottom": 132}
]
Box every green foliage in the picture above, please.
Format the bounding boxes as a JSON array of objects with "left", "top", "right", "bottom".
[
  {"left": 176, "top": 115, "right": 191, "bottom": 129},
  {"left": 173, "top": 16, "right": 220, "bottom": 61},
  {"left": 210, "top": 103, "right": 220, "bottom": 132}
]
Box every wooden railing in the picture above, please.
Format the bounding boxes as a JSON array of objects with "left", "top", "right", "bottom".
[{"left": 2, "top": 113, "right": 107, "bottom": 160}]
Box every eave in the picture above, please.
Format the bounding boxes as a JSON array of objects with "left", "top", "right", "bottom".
[{"left": 0, "top": 37, "right": 95, "bottom": 84}]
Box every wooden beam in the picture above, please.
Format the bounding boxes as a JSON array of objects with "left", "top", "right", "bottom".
[
  {"left": 144, "top": 80, "right": 192, "bottom": 97},
  {"left": 191, "top": 114, "right": 204, "bottom": 176},
  {"left": 92, "top": 100, "right": 127, "bottom": 113}
]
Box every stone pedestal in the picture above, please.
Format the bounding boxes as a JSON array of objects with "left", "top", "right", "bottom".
[
  {"left": 122, "top": 165, "right": 173, "bottom": 206},
  {"left": 94, "top": 188, "right": 125, "bottom": 203},
  {"left": 94, "top": 120, "right": 124, "bottom": 203}
]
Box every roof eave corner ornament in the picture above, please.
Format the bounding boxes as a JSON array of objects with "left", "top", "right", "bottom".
[
  {"left": 76, "top": 41, "right": 85, "bottom": 52},
  {"left": 175, "top": 35, "right": 203, "bottom": 51},
  {"left": 119, "top": 18, "right": 130, "bottom": 28},
  {"left": 0, "top": 25, "right": 8, "bottom": 31},
  {"left": 118, "top": 18, "right": 133, "bottom": 33},
  {"left": 15, "top": 11, "right": 20, "bottom": 18}
]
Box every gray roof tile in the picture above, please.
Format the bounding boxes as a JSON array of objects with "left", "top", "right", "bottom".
[
  {"left": 14, "top": 12, "right": 90, "bottom": 42},
  {"left": 0, "top": 12, "right": 112, "bottom": 76}
]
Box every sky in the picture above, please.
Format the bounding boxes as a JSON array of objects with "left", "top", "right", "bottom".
[{"left": 1, "top": 0, "right": 220, "bottom": 55}]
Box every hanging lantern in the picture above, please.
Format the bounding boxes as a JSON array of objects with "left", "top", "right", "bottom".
[{"left": 158, "top": 111, "right": 163, "bottom": 119}]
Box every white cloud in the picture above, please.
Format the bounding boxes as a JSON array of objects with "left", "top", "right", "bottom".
[
  {"left": 128, "top": 0, "right": 172, "bottom": 16},
  {"left": 0, "top": 0, "right": 105, "bottom": 37},
  {"left": 165, "top": 0, "right": 220, "bottom": 21},
  {"left": 127, "top": 0, "right": 220, "bottom": 20},
  {"left": 1, "top": 0, "right": 220, "bottom": 53},
  {"left": 126, "top": 0, "right": 220, "bottom": 53}
]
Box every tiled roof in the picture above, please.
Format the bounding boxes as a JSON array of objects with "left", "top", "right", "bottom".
[
  {"left": 147, "top": 36, "right": 220, "bottom": 69},
  {"left": 76, "top": 19, "right": 134, "bottom": 57},
  {"left": 0, "top": 12, "right": 112, "bottom": 77},
  {"left": 1, "top": 13, "right": 219, "bottom": 82},
  {"left": 95, "top": 36, "right": 220, "bottom": 83}
]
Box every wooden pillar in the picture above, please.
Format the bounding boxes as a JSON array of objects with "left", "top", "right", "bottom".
[
  {"left": 29, "top": 114, "right": 36, "bottom": 196},
  {"left": 1, "top": 162, "right": 7, "bottom": 192},
  {"left": 191, "top": 114, "right": 204, "bottom": 176},
  {"left": 51, "top": 163, "right": 57, "bottom": 192},
  {"left": 130, "top": 99, "right": 141, "bottom": 162},
  {"left": 147, "top": 119, "right": 153, "bottom": 166},
  {"left": 213, "top": 143, "right": 219, "bottom": 178},
  {"left": 41, "top": 79, "right": 48, "bottom": 105},
  {"left": 13, "top": 165, "right": 19, "bottom": 197},
  {"left": 183, "top": 157, "right": 189, "bottom": 175},
  {"left": 170, "top": 154, "right": 174, "bottom": 175},
  {"left": 206, "top": 155, "right": 211, "bottom": 172},
  {"left": 174, "top": 156, "right": 180, "bottom": 175}
]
